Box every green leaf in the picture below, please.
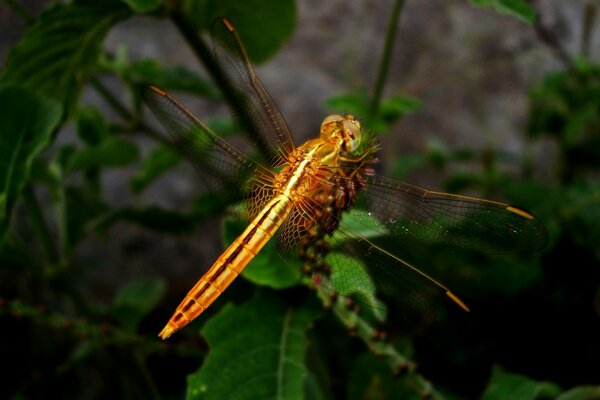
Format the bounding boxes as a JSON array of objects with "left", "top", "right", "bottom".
[
  {"left": 130, "top": 145, "right": 180, "bottom": 194},
  {"left": 186, "top": 289, "right": 320, "bottom": 400},
  {"left": 379, "top": 95, "right": 421, "bottom": 120},
  {"left": 0, "top": 85, "right": 62, "bottom": 245},
  {"left": 481, "top": 365, "right": 562, "bottom": 400},
  {"left": 121, "top": 0, "right": 160, "bottom": 13},
  {"left": 113, "top": 277, "right": 167, "bottom": 330},
  {"left": 183, "top": 0, "right": 297, "bottom": 63},
  {"left": 331, "top": 209, "right": 388, "bottom": 246},
  {"left": 67, "top": 137, "right": 139, "bottom": 171},
  {"left": 556, "top": 386, "right": 600, "bottom": 400},
  {"left": 223, "top": 218, "right": 301, "bottom": 289},
  {"left": 0, "top": 0, "right": 130, "bottom": 115},
  {"left": 76, "top": 106, "right": 109, "bottom": 146},
  {"left": 471, "top": 0, "right": 535, "bottom": 24},
  {"left": 64, "top": 186, "right": 109, "bottom": 247}
]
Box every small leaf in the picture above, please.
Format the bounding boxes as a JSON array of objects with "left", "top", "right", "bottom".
[
  {"left": 481, "top": 365, "right": 562, "bottom": 400},
  {"left": 379, "top": 95, "right": 421, "bottom": 120},
  {"left": 223, "top": 218, "right": 301, "bottom": 289},
  {"left": 67, "top": 137, "right": 139, "bottom": 171},
  {"left": 0, "top": 85, "right": 62, "bottom": 245},
  {"left": 130, "top": 145, "right": 180, "bottom": 194},
  {"left": 186, "top": 289, "right": 320, "bottom": 400},
  {"left": 92, "top": 206, "right": 197, "bottom": 234},
  {"left": 327, "top": 252, "right": 387, "bottom": 321},
  {"left": 0, "top": 0, "right": 131, "bottom": 114},
  {"left": 121, "top": 59, "right": 221, "bottom": 100},
  {"left": 325, "top": 91, "right": 368, "bottom": 117},
  {"left": 121, "top": 0, "right": 160, "bottom": 13},
  {"left": 471, "top": 0, "right": 535, "bottom": 24},
  {"left": 114, "top": 277, "right": 167, "bottom": 331},
  {"left": 76, "top": 106, "right": 109, "bottom": 145}
]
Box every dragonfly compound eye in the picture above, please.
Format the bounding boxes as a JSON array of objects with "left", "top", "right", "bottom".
[{"left": 342, "top": 119, "right": 361, "bottom": 152}]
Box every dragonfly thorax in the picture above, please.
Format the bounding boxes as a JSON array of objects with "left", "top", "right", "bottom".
[{"left": 320, "top": 114, "right": 361, "bottom": 153}]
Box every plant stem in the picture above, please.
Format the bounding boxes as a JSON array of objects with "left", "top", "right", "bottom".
[
  {"left": 89, "top": 76, "right": 169, "bottom": 145},
  {"left": 4, "top": 0, "right": 34, "bottom": 24},
  {"left": 53, "top": 175, "right": 70, "bottom": 267},
  {"left": 23, "top": 185, "right": 58, "bottom": 265},
  {"left": 169, "top": 11, "right": 275, "bottom": 161},
  {"left": 533, "top": 10, "right": 574, "bottom": 69},
  {"left": 90, "top": 77, "right": 133, "bottom": 122},
  {"left": 580, "top": 0, "right": 597, "bottom": 58},
  {"left": 369, "top": 0, "right": 405, "bottom": 121}
]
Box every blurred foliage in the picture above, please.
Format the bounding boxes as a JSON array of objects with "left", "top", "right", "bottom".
[{"left": 1, "top": 0, "right": 599, "bottom": 399}]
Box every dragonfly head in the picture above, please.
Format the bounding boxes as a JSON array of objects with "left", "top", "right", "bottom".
[{"left": 320, "top": 114, "right": 361, "bottom": 153}]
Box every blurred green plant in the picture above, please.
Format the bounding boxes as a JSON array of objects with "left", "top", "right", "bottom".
[{"left": 1, "top": 0, "right": 598, "bottom": 399}]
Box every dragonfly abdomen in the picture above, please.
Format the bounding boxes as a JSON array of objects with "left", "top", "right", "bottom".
[{"left": 158, "top": 195, "right": 294, "bottom": 339}]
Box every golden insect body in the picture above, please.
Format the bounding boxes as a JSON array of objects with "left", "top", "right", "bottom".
[
  {"left": 144, "top": 18, "right": 547, "bottom": 340},
  {"left": 157, "top": 113, "right": 365, "bottom": 339}
]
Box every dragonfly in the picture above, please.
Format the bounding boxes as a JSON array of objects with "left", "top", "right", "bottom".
[{"left": 143, "top": 18, "right": 547, "bottom": 340}]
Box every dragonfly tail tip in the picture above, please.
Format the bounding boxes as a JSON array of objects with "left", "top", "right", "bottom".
[
  {"left": 446, "top": 290, "right": 471, "bottom": 312},
  {"left": 158, "top": 325, "right": 175, "bottom": 340}
]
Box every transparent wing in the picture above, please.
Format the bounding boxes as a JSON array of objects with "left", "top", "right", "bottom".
[
  {"left": 303, "top": 171, "right": 546, "bottom": 322},
  {"left": 358, "top": 174, "right": 548, "bottom": 255},
  {"left": 142, "top": 85, "right": 275, "bottom": 207},
  {"left": 210, "top": 18, "right": 296, "bottom": 167}
]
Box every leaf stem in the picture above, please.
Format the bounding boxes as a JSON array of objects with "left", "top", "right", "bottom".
[
  {"left": 369, "top": 0, "right": 405, "bottom": 121},
  {"left": 23, "top": 184, "right": 58, "bottom": 265}
]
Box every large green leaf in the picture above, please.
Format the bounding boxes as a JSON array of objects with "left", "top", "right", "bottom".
[
  {"left": 0, "top": 85, "right": 62, "bottom": 245},
  {"left": 0, "top": 0, "right": 130, "bottom": 115},
  {"left": 187, "top": 289, "right": 320, "bottom": 400},
  {"left": 183, "top": 0, "right": 296, "bottom": 63},
  {"left": 66, "top": 137, "right": 139, "bottom": 171}
]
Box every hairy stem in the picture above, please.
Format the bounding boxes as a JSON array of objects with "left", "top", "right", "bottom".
[{"left": 23, "top": 185, "right": 58, "bottom": 265}]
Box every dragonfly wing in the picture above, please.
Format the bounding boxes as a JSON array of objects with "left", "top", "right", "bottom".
[
  {"left": 143, "top": 85, "right": 275, "bottom": 206},
  {"left": 210, "top": 18, "right": 296, "bottom": 167},
  {"left": 358, "top": 174, "right": 548, "bottom": 255}
]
